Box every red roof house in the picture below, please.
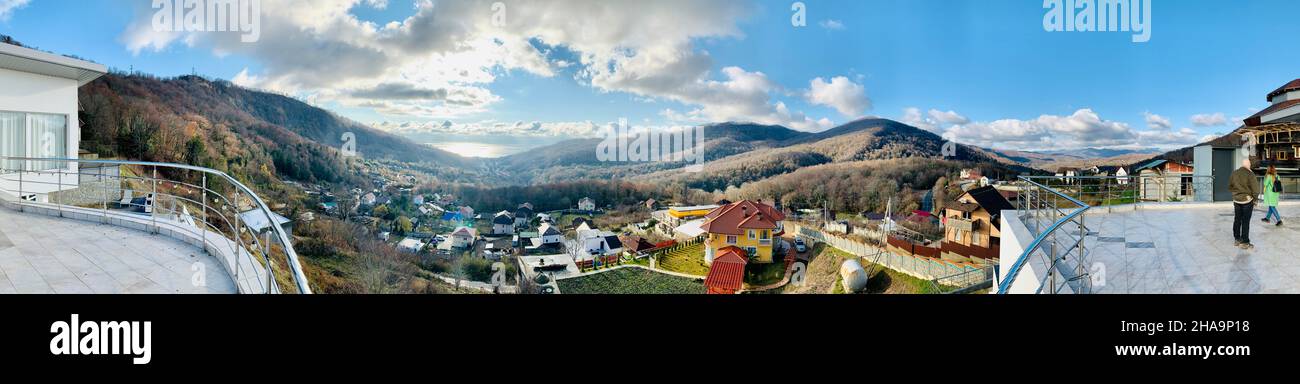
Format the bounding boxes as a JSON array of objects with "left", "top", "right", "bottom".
[
  {"left": 700, "top": 200, "right": 786, "bottom": 235},
  {"left": 704, "top": 246, "right": 748, "bottom": 294}
]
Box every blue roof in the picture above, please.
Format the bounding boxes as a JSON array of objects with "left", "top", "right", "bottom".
[{"left": 441, "top": 212, "right": 464, "bottom": 221}]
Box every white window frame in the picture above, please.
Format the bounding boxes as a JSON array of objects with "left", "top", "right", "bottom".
[
  {"left": 0, "top": 110, "right": 70, "bottom": 172},
  {"left": 726, "top": 235, "right": 737, "bottom": 245}
]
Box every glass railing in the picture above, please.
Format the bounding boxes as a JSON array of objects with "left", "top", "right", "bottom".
[{"left": 0, "top": 156, "right": 311, "bottom": 294}]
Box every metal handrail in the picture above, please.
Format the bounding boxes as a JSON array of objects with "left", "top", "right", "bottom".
[
  {"left": 0, "top": 156, "right": 311, "bottom": 294},
  {"left": 996, "top": 176, "right": 1090, "bottom": 294}
]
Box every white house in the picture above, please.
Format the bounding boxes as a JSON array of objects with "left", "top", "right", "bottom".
[
  {"left": 0, "top": 42, "right": 107, "bottom": 200},
  {"left": 514, "top": 203, "right": 533, "bottom": 227},
  {"left": 397, "top": 238, "right": 426, "bottom": 253},
  {"left": 491, "top": 210, "right": 515, "bottom": 235},
  {"left": 537, "top": 223, "right": 564, "bottom": 245},
  {"left": 1115, "top": 167, "right": 1129, "bottom": 185},
  {"left": 577, "top": 227, "right": 622, "bottom": 256},
  {"left": 449, "top": 226, "right": 477, "bottom": 249},
  {"left": 578, "top": 197, "right": 596, "bottom": 211}
]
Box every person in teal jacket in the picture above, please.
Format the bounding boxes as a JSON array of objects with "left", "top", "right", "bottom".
[{"left": 1262, "top": 165, "right": 1283, "bottom": 226}]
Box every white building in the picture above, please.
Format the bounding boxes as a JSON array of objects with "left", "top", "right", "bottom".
[
  {"left": 0, "top": 42, "right": 107, "bottom": 199},
  {"left": 537, "top": 223, "right": 564, "bottom": 245},
  {"left": 578, "top": 197, "right": 595, "bottom": 211},
  {"left": 491, "top": 210, "right": 515, "bottom": 235},
  {"left": 397, "top": 238, "right": 426, "bottom": 253},
  {"left": 577, "top": 227, "right": 622, "bottom": 256},
  {"left": 449, "top": 226, "right": 477, "bottom": 249}
]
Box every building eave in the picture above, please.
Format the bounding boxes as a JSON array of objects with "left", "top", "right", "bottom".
[{"left": 0, "top": 42, "right": 107, "bottom": 86}]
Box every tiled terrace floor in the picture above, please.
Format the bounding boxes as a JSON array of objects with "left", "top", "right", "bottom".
[
  {"left": 1086, "top": 204, "right": 1300, "bottom": 294},
  {"left": 0, "top": 206, "right": 236, "bottom": 294}
]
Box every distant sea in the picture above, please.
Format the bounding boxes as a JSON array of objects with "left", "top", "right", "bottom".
[{"left": 401, "top": 133, "right": 569, "bottom": 158}]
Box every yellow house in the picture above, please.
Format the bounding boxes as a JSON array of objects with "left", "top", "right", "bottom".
[{"left": 701, "top": 200, "right": 786, "bottom": 264}]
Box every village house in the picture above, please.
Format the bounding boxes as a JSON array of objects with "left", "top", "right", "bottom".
[
  {"left": 1055, "top": 167, "right": 1079, "bottom": 184},
  {"left": 491, "top": 210, "right": 515, "bottom": 236},
  {"left": 514, "top": 203, "right": 534, "bottom": 227},
  {"left": 651, "top": 204, "right": 719, "bottom": 237},
  {"left": 536, "top": 222, "right": 564, "bottom": 245},
  {"left": 1133, "top": 159, "right": 1195, "bottom": 202},
  {"left": 570, "top": 217, "right": 593, "bottom": 230},
  {"left": 577, "top": 226, "right": 622, "bottom": 256},
  {"left": 941, "top": 185, "right": 1012, "bottom": 262},
  {"left": 578, "top": 197, "right": 596, "bottom": 211},
  {"left": 700, "top": 200, "right": 785, "bottom": 265},
  {"left": 1241, "top": 79, "right": 1300, "bottom": 172},
  {"left": 397, "top": 238, "right": 426, "bottom": 254},
  {"left": 447, "top": 226, "right": 477, "bottom": 249},
  {"left": 361, "top": 192, "right": 377, "bottom": 206},
  {"left": 619, "top": 235, "right": 657, "bottom": 257}
]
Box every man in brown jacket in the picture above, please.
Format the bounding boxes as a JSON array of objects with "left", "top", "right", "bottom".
[{"left": 1230, "top": 157, "right": 1262, "bottom": 249}]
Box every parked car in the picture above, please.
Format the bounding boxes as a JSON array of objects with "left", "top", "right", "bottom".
[{"left": 794, "top": 238, "right": 807, "bottom": 253}]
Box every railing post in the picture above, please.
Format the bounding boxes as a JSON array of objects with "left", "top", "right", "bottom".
[
  {"left": 101, "top": 165, "right": 108, "bottom": 223},
  {"left": 234, "top": 189, "right": 242, "bottom": 288},
  {"left": 201, "top": 175, "right": 207, "bottom": 247},
  {"left": 1048, "top": 241, "right": 1057, "bottom": 294},
  {"left": 17, "top": 164, "right": 23, "bottom": 213},
  {"left": 264, "top": 231, "right": 273, "bottom": 294},
  {"left": 151, "top": 166, "right": 159, "bottom": 234},
  {"left": 56, "top": 164, "right": 64, "bottom": 217}
]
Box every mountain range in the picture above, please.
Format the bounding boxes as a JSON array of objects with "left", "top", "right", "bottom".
[{"left": 77, "top": 72, "right": 1082, "bottom": 197}]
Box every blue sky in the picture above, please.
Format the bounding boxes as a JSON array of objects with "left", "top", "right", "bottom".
[{"left": 2, "top": 0, "right": 1297, "bottom": 152}]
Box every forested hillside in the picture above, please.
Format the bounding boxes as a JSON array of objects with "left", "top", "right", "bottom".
[{"left": 78, "top": 73, "right": 480, "bottom": 189}]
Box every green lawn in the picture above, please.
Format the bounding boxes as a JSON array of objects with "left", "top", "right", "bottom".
[
  {"left": 655, "top": 242, "right": 709, "bottom": 276},
  {"left": 557, "top": 267, "right": 705, "bottom": 294}
]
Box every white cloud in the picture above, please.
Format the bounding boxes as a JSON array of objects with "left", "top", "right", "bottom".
[
  {"left": 1144, "top": 112, "right": 1172, "bottom": 130},
  {"left": 900, "top": 107, "right": 966, "bottom": 134},
  {"left": 936, "top": 108, "right": 1200, "bottom": 151},
  {"left": 805, "top": 76, "right": 870, "bottom": 118},
  {"left": 119, "top": 0, "right": 849, "bottom": 129},
  {"left": 819, "top": 19, "right": 845, "bottom": 30},
  {"left": 0, "top": 0, "right": 29, "bottom": 21},
  {"left": 1190, "top": 112, "right": 1228, "bottom": 127},
  {"left": 928, "top": 109, "right": 969, "bottom": 125}
]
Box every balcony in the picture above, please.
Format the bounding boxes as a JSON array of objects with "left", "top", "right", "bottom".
[
  {"left": 998, "top": 175, "right": 1300, "bottom": 294},
  {"left": 0, "top": 156, "right": 311, "bottom": 294}
]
